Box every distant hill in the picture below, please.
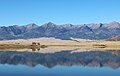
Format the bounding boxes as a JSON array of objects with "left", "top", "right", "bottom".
[
  {"left": 0, "top": 21, "right": 120, "bottom": 40},
  {"left": 107, "top": 35, "right": 120, "bottom": 41}
]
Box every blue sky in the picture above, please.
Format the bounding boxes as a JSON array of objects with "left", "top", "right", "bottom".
[{"left": 0, "top": 0, "right": 120, "bottom": 25}]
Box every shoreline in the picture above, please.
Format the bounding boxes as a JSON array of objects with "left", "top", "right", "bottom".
[{"left": 0, "top": 39, "right": 120, "bottom": 52}]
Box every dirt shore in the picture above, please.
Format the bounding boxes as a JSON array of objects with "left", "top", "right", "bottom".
[{"left": 0, "top": 38, "right": 120, "bottom": 53}]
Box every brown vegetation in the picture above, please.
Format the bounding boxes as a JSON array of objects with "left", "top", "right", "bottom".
[{"left": 0, "top": 38, "right": 120, "bottom": 51}]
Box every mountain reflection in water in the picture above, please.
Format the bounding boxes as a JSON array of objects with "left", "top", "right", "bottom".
[{"left": 0, "top": 50, "right": 120, "bottom": 69}]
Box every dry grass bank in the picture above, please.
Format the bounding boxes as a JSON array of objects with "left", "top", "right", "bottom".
[{"left": 0, "top": 38, "right": 120, "bottom": 51}]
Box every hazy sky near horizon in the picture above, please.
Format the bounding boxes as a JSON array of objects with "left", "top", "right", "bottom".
[{"left": 0, "top": 0, "right": 120, "bottom": 25}]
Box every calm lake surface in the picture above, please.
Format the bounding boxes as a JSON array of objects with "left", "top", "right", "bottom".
[{"left": 0, "top": 50, "right": 120, "bottom": 76}]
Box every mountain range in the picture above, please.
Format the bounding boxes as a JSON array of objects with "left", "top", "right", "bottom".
[{"left": 0, "top": 21, "right": 120, "bottom": 40}]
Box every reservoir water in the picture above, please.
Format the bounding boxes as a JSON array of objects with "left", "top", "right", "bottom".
[{"left": 0, "top": 50, "right": 120, "bottom": 76}]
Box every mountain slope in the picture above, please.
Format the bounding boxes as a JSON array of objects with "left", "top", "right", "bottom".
[
  {"left": 107, "top": 35, "right": 120, "bottom": 41},
  {"left": 0, "top": 21, "right": 120, "bottom": 40},
  {"left": 0, "top": 23, "right": 38, "bottom": 40}
]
